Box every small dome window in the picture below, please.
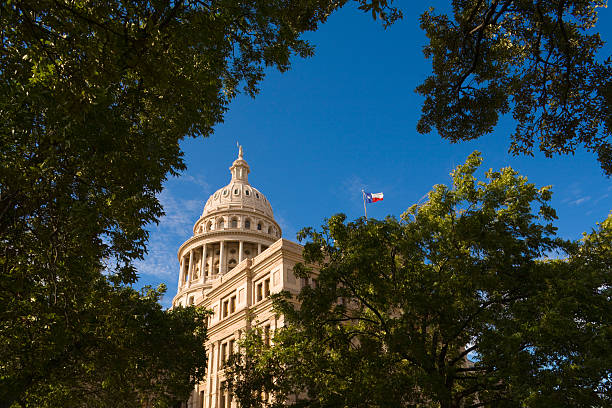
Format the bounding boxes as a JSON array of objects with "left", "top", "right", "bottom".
[
  {"left": 214, "top": 193, "right": 219, "bottom": 199},
  {"left": 234, "top": 188, "right": 239, "bottom": 195},
  {"left": 244, "top": 219, "right": 251, "bottom": 229},
  {"left": 255, "top": 192, "right": 259, "bottom": 199},
  {"left": 222, "top": 189, "right": 228, "bottom": 197},
  {"left": 245, "top": 189, "right": 250, "bottom": 196},
  {"left": 257, "top": 223, "right": 262, "bottom": 231},
  {"left": 231, "top": 218, "right": 238, "bottom": 228}
]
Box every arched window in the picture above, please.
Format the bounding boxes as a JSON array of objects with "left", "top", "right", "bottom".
[
  {"left": 217, "top": 218, "right": 224, "bottom": 229},
  {"left": 206, "top": 221, "right": 212, "bottom": 231},
  {"left": 268, "top": 226, "right": 273, "bottom": 234},
  {"left": 257, "top": 223, "right": 262, "bottom": 231},
  {"left": 244, "top": 219, "right": 251, "bottom": 229},
  {"left": 231, "top": 218, "right": 238, "bottom": 228}
]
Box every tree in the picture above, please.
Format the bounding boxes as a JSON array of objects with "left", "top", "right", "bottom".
[
  {"left": 226, "top": 152, "right": 611, "bottom": 407},
  {"left": 416, "top": 1, "right": 612, "bottom": 175},
  {"left": 2, "top": 283, "right": 209, "bottom": 408},
  {"left": 0, "top": 0, "right": 364, "bottom": 405}
]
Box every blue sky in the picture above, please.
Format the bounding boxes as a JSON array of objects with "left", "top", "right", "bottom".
[{"left": 135, "top": 2, "right": 612, "bottom": 307}]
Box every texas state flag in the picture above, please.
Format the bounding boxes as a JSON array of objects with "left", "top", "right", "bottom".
[{"left": 364, "top": 192, "right": 384, "bottom": 203}]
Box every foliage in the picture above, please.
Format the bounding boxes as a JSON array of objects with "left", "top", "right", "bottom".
[
  {"left": 0, "top": 0, "right": 383, "bottom": 405},
  {"left": 226, "top": 152, "right": 611, "bottom": 407},
  {"left": 2, "top": 283, "right": 209, "bottom": 408},
  {"left": 417, "top": 1, "right": 612, "bottom": 175}
]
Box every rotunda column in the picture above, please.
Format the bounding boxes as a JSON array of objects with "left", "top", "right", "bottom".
[
  {"left": 188, "top": 249, "right": 194, "bottom": 286},
  {"left": 257, "top": 243, "right": 262, "bottom": 255},
  {"left": 200, "top": 244, "right": 207, "bottom": 283},
  {"left": 178, "top": 258, "right": 184, "bottom": 289},
  {"left": 238, "top": 240, "right": 244, "bottom": 263},
  {"left": 219, "top": 240, "right": 225, "bottom": 275}
]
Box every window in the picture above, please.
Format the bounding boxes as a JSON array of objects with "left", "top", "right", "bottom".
[
  {"left": 221, "top": 339, "right": 235, "bottom": 369},
  {"left": 301, "top": 277, "right": 309, "bottom": 288},
  {"left": 189, "top": 296, "right": 194, "bottom": 305},
  {"left": 245, "top": 189, "right": 250, "bottom": 196},
  {"left": 255, "top": 192, "right": 259, "bottom": 198},
  {"left": 264, "top": 278, "right": 270, "bottom": 298},
  {"left": 264, "top": 324, "right": 271, "bottom": 347},
  {"left": 256, "top": 278, "right": 271, "bottom": 302},
  {"left": 221, "top": 343, "right": 227, "bottom": 366},
  {"left": 234, "top": 188, "right": 239, "bottom": 195},
  {"left": 257, "top": 223, "right": 262, "bottom": 230},
  {"left": 217, "top": 219, "right": 224, "bottom": 229},
  {"left": 222, "top": 189, "right": 228, "bottom": 196},
  {"left": 222, "top": 294, "right": 237, "bottom": 318},
  {"left": 244, "top": 219, "right": 251, "bottom": 229},
  {"left": 231, "top": 218, "right": 238, "bottom": 228},
  {"left": 268, "top": 226, "right": 273, "bottom": 234},
  {"left": 222, "top": 300, "right": 228, "bottom": 318},
  {"left": 219, "top": 382, "right": 226, "bottom": 408}
]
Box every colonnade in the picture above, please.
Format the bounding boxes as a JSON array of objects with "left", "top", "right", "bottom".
[{"left": 178, "top": 240, "right": 266, "bottom": 289}]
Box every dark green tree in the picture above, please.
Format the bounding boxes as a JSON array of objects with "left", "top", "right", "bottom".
[
  {"left": 226, "top": 152, "right": 611, "bottom": 407},
  {"left": 417, "top": 0, "right": 612, "bottom": 175}
]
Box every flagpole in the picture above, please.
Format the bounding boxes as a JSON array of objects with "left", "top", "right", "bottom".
[{"left": 362, "top": 189, "right": 368, "bottom": 220}]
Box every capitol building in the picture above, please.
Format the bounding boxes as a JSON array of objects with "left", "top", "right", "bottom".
[{"left": 172, "top": 147, "right": 307, "bottom": 408}]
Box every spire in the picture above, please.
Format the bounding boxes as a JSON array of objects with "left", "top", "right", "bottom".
[{"left": 230, "top": 144, "right": 250, "bottom": 183}]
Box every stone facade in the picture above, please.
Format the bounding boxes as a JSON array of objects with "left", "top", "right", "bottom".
[{"left": 172, "top": 147, "right": 307, "bottom": 408}]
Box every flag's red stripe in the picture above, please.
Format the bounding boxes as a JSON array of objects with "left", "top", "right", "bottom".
[{"left": 371, "top": 197, "right": 383, "bottom": 202}]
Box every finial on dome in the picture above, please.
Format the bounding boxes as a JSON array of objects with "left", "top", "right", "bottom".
[{"left": 230, "top": 144, "right": 250, "bottom": 183}]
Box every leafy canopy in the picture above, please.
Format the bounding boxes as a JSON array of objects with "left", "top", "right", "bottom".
[
  {"left": 417, "top": 1, "right": 612, "bottom": 175},
  {"left": 226, "top": 152, "right": 611, "bottom": 408}
]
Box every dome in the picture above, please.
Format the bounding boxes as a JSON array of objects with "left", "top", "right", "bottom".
[{"left": 201, "top": 146, "right": 275, "bottom": 219}]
